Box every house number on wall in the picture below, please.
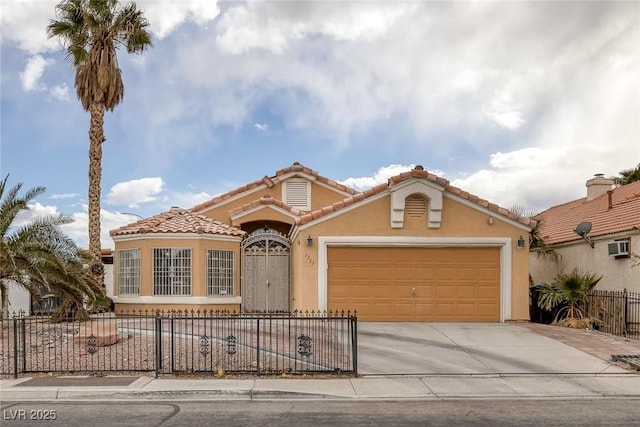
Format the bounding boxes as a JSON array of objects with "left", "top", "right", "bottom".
[{"left": 304, "top": 252, "right": 315, "bottom": 266}]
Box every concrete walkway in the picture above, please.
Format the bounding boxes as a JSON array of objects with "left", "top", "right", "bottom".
[
  {"left": 1, "top": 323, "right": 639, "bottom": 401},
  {"left": 357, "top": 322, "right": 638, "bottom": 375}
]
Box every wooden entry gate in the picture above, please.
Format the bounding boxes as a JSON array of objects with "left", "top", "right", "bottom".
[{"left": 241, "top": 228, "right": 291, "bottom": 312}]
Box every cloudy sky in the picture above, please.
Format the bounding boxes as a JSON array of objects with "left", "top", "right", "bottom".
[{"left": 1, "top": 0, "right": 638, "bottom": 249}]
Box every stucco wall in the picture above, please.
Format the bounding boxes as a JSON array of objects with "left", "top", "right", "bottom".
[
  {"left": 112, "top": 235, "right": 243, "bottom": 310},
  {"left": 198, "top": 177, "right": 351, "bottom": 222},
  {"left": 529, "top": 232, "right": 640, "bottom": 292},
  {"left": 230, "top": 206, "right": 296, "bottom": 228},
  {"left": 115, "top": 303, "right": 240, "bottom": 314},
  {"left": 291, "top": 193, "right": 532, "bottom": 320}
]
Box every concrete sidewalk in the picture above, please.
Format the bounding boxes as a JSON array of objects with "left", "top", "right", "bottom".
[{"left": 2, "top": 373, "right": 640, "bottom": 401}]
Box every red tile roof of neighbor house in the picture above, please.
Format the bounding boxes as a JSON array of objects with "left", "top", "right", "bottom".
[
  {"left": 110, "top": 207, "right": 246, "bottom": 237},
  {"left": 190, "top": 161, "right": 358, "bottom": 213},
  {"left": 296, "top": 166, "right": 536, "bottom": 227},
  {"left": 538, "top": 180, "right": 640, "bottom": 245}
]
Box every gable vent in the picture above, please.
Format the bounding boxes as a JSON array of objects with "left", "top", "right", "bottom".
[
  {"left": 283, "top": 179, "right": 310, "bottom": 210},
  {"left": 405, "top": 195, "right": 427, "bottom": 218}
]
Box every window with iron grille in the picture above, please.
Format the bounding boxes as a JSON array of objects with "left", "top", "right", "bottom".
[
  {"left": 153, "top": 248, "right": 191, "bottom": 295},
  {"left": 118, "top": 249, "right": 140, "bottom": 296},
  {"left": 206, "top": 250, "right": 235, "bottom": 296},
  {"left": 283, "top": 178, "right": 310, "bottom": 210}
]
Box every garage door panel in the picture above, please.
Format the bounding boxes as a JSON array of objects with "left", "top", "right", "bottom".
[
  {"left": 415, "top": 303, "right": 435, "bottom": 316},
  {"left": 328, "top": 247, "right": 501, "bottom": 322},
  {"left": 457, "top": 285, "right": 477, "bottom": 298},
  {"left": 436, "top": 286, "right": 455, "bottom": 298},
  {"left": 477, "top": 286, "right": 499, "bottom": 299},
  {"left": 436, "top": 267, "right": 456, "bottom": 280},
  {"left": 392, "top": 303, "right": 414, "bottom": 316},
  {"left": 478, "top": 267, "right": 499, "bottom": 281},
  {"left": 414, "top": 267, "right": 435, "bottom": 280}
]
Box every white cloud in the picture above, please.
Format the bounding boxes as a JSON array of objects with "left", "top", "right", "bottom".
[
  {"left": 117, "top": 1, "right": 638, "bottom": 168},
  {"left": 20, "top": 55, "right": 53, "bottom": 91},
  {"left": 164, "top": 190, "right": 214, "bottom": 211},
  {"left": 13, "top": 202, "right": 60, "bottom": 227},
  {"left": 340, "top": 164, "right": 450, "bottom": 192},
  {"left": 216, "top": 2, "right": 411, "bottom": 55},
  {"left": 137, "top": 0, "right": 220, "bottom": 39},
  {"left": 483, "top": 86, "right": 526, "bottom": 130},
  {"left": 451, "top": 144, "right": 621, "bottom": 211},
  {"left": 10, "top": 201, "right": 131, "bottom": 250},
  {"left": 60, "top": 206, "right": 138, "bottom": 250},
  {"left": 340, "top": 164, "right": 416, "bottom": 191},
  {"left": 1, "top": 0, "right": 219, "bottom": 54},
  {"left": 49, "top": 192, "right": 79, "bottom": 200},
  {"left": 106, "top": 177, "right": 164, "bottom": 208},
  {"left": 49, "top": 83, "right": 69, "bottom": 101},
  {"left": 0, "top": 0, "right": 59, "bottom": 53}
]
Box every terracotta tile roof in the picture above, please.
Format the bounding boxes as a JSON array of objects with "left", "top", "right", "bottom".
[
  {"left": 190, "top": 162, "right": 358, "bottom": 212},
  {"left": 110, "top": 207, "right": 246, "bottom": 238},
  {"left": 229, "top": 194, "right": 304, "bottom": 217},
  {"left": 538, "top": 181, "right": 640, "bottom": 245},
  {"left": 297, "top": 166, "right": 535, "bottom": 227}
]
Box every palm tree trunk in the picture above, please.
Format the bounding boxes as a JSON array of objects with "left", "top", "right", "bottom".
[{"left": 88, "top": 102, "right": 105, "bottom": 284}]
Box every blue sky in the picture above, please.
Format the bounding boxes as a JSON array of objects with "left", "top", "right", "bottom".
[{"left": 1, "top": 0, "right": 639, "bottom": 249}]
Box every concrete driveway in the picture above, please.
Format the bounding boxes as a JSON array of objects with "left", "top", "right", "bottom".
[{"left": 357, "top": 323, "right": 628, "bottom": 375}]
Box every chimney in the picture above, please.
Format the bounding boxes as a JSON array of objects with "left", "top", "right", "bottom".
[
  {"left": 586, "top": 174, "right": 614, "bottom": 201},
  {"left": 607, "top": 190, "right": 613, "bottom": 209}
]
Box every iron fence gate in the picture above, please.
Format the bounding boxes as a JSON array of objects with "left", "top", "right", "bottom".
[{"left": 0, "top": 310, "right": 357, "bottom": 378}]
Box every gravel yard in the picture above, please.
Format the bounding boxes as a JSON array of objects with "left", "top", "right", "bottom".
[{"left": 1, "top": 312, "right": 355, "bottom": 377}]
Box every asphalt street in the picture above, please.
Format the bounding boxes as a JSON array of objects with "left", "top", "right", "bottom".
[{"left": 2, "top": 399, "right": 640, "bottom": 427}]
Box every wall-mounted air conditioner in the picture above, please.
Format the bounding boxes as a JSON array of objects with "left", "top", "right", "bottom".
[{"left": 607, "top": 240, "right": 629, "bottom": 257}]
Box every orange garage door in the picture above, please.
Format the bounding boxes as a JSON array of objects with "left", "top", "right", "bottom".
[{"left": 327, "top": 247, "right": 501, "bottom": 322}]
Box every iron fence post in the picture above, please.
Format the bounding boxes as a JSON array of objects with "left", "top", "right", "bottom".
[
  {"left": 171, "top": 317, "right": 175, "bottom": 373},
  {"left": 256, "top": 317, "right": 260, "bottom": 375},
  {"left": 624, "top": 289, "right": 629, "bottom": 337},
  {"left": 155, "top": 314, "right": 162, "bottom": 377},
  {"left": 351, "top": 314, "right": 358, "bottom": 377},
  {"left": 13, "top": 317, "right": 18, "bottom": 379},
  {"left": 20, "top": 317, "right": 26, "bottom": 374}
]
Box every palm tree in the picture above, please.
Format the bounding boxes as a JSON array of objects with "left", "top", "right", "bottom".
[
  {"left": 0, "top": 175, "right": 105, "bottom": 324},
  {"left": 536, "top": 268, "right": 602, "bottom": 328},
  {"left": 614, "top": 163, "right": 640, "bottom": 185},
  {"left": 47, "top": 0, "right": 152, "bottom": 279}
]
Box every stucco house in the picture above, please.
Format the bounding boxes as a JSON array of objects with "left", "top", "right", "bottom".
[
  {"left": 529, "top": 175, "right": 640, "bottom": 292},
  {"left": 110, "top": 162, "right": 534, "bottom": 322}
]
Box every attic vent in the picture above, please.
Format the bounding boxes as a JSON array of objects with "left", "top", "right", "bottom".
[
  {"left": 405, "top": 195, "right": 427, "bottom": 218},
  {"left": 283, "top": 179, "right": 310, "bottom": 210}
]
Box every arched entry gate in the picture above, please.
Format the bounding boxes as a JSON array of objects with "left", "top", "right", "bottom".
[{"left": 241, "top": 228, "right": 291, "bottom": 312}]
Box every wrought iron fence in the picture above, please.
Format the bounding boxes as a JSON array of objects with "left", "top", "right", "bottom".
[
  {"left": 0, "top": 310, "right": 357, "bottom": 378},
  {"left": 586, "top": 289, "right": 640, "bottom": 340}
]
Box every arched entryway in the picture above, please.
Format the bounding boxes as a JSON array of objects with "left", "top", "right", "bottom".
[{"left": 241, "top": 227, "right": 291, "bottom": 312}]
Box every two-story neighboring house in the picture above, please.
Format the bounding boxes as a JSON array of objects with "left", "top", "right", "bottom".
[
  {"left": 109, "top": 162, "right": 535, "bottom": 322},
  {"left": 530, "top": 175, "right": 640, "bottom": 292}
]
